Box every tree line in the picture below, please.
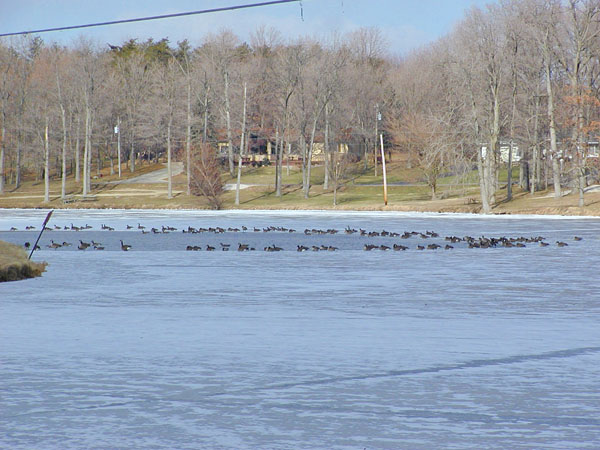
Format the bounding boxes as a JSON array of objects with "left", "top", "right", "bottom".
[{"left": 0, "top": 0, "right": 599, "bottom": 210}]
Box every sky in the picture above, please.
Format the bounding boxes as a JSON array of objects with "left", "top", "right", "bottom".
[{"left": 0, "top": 0, "right": 495, "bottom": 55}]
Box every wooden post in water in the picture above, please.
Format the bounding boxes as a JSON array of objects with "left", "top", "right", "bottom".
[
  {"left": 380, "top": 133, "right": 388, "bottom": 206},
  {"left": 29, "top": 210, "right": 53, "bottom": 260}
]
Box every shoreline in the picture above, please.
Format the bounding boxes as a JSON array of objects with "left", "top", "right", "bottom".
[
  {"left": 2, "top": 206, "right": 600, "bottom": 221},
  {"left": 0, "top": 241, "right": 47, "bottom": 282}
]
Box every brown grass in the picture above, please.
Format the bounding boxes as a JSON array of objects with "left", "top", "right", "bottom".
[
  {"left": 0, "top": 241, "right": 47, "bottom": 282},
  {"left": 2, "top": 161, "right": 600, "bottom": 216}
]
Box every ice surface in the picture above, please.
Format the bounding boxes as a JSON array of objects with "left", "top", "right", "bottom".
[{"left": 1, "top": 209, "right": 600, "bottom": 449}]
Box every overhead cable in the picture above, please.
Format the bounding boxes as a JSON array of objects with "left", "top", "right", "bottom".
[{"left": 0, "top": 0, "right": 301, "bottom": 37}]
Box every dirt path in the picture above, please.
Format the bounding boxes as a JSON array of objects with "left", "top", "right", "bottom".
[{"left": 113, "top": 162, "right": 184, "bottom": 184}]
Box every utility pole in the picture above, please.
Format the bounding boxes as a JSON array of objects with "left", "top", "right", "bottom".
[{"left": 380, "top": 133, "right": 388, "bottom": 206}]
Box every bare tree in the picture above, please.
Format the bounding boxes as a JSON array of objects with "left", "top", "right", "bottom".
[
  {"left": 190, "top": 142, "right": 224, "bottom": 210},
  {"left": 202, "top": 31, "right": 242, "bottom": 177},
  {"left": 555, "top": 0, "right": 600, "bottom": 206}
]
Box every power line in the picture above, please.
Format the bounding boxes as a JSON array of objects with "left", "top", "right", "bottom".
[{"left": 0, "top": 0, "right": 301, "bottom": 38}]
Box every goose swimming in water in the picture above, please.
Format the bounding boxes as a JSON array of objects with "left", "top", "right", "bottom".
[
  {"left": 120, "top": 240, "right": 132, "bottom": 251},
  {"left": 47, "top": 240, "right": 62, "bottom": 249}
]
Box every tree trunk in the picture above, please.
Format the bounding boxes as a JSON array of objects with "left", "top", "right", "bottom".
[
  {"left": 507, "top": 143, "right": 513, "bottom": 201},
  {"left": 520, "top": 160, "right": 529, "bottom": 192},
  {"left": 117, "top": 117, "right": 121, "bottom": 178},
  {"left": 60, "top": 104, "right": 67, "bottom": 199},
  {"left": 96, "top": 145, "right": 101, "bottom": 176},
  {"left": 274, "top": 128, "right": 281, "bottom": 197},
  {"left": 83, "top": 107, "right": 90, "bottom": 196},
  {"left": 544, "top": 53, "right": 561, "bottom": 198},
  {"left": 286, "top": 143, "right": 291, "bottom": 176},
  {"left": 203, "top": 85, "right": 210, "bottom": 143},
  {"left": 167, "top": 117, "right": 173, "bottom": 199},
  {"left": 16, "top": 136, "right": 21, "bottom": 189},
  {"left": 75, "top": 114, "right": 81, "bottom": 183},
  {"left": 304, "top": 118, "right": 319, "bottom": 199},
  {"left": 186, "top": 82, "right": 192, "bottom": 196},
  {"left": 323, "top": 105, "right": 330, "bottom": 190},
  {"left": 129, "top": 132, "right": 136, "bottom": 173},
  {"left": 277, "top": 138, "right": 284, "bottom": 192},
  {"left": 478, "top": 148, "right": 491, "bottom": 214},
  {"left": 531, "top": 96, "right": 539, "bottom": 194},
  {"left": 235, "top": 82, "right": 247, "bottom": 206},
  {"left": 109, "top": 140, "right": 114, "bottom": 176},
  {"left": 578, "top": 168, "right": 585, "bottom": 207},
  {"left": 0, "top": 122, "right": 5, "bottom": 194},
  {"left": 44, "top": 119, "right": 50, "bottom": 203},
  {"left": 223, "top": 70, "right": 234, "bottom": 176}
]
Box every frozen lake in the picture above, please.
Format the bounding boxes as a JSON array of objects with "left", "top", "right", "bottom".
[{"left": 1, "top": 209, "right": 600, "bottom": 449}]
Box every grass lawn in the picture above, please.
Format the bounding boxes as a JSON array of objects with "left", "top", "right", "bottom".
[{"left": 2, "top": 159, "right": 600, "bottom": 216}]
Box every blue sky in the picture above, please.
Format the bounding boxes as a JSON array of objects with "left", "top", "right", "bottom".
[{"left": 1, "top": 0, "right": 495, "bottom": 54}]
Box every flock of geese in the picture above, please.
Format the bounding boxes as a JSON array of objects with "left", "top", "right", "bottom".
[{"left": 7, "top": 222, "right": 583, "bottom": 253}]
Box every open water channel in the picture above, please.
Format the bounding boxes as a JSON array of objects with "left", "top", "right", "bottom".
[{"left": 1, "top": 209, "right": 600, "bottom": 449}]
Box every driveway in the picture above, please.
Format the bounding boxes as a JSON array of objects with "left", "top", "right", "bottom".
[{"left": 114, "top": 162, "right": 184, "bottom": 184}]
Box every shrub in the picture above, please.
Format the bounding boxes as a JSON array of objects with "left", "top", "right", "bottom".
[{"left": 190, "top": 143, "right": 225, "bottom": 210}]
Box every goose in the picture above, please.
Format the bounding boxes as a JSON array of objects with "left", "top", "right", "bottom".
[
  {"left": 297, "top": 245, "right": 309, "bottom": 252},
  {"left": 557, "top": 241, "right": 568, "bottom": 247},
  {"left": 94, "top": 246, "right": 105, "bottom": 250},
  {"left": 540, "top": 242, "right": 550, "bottom": 247},
  {"left": 206, "top": 245, "right": 215, "bottom": 251},
  {"left": 120, "top": 240, "right": 132, "bottom": 251},
  {"left": 393, "top": 244, "right": 408, "bottom": 251},
  {"left": 47, "top": 240, "right": 62, "bottom": 249},
  {"left": 416, "top": 245, "right": 425, "bottom": 250},
  {"left": 444, "top": 244, "right": 454, "bottom": 250},
  {"left": 238, "top": 243, "right": 250, "bottom": 251},
  {"left": 574, "top": 236, "right": 583, "bottom": 241},
  {"left": 78, "top": 240, "right": 91, "bottom": 250}
]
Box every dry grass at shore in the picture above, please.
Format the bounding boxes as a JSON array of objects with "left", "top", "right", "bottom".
[
  {"left": 0, "top": 241, "right": 47, "bottom": 282},
  {"left": 2, "top": 161, "right": 600, "bottom": 216}
]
